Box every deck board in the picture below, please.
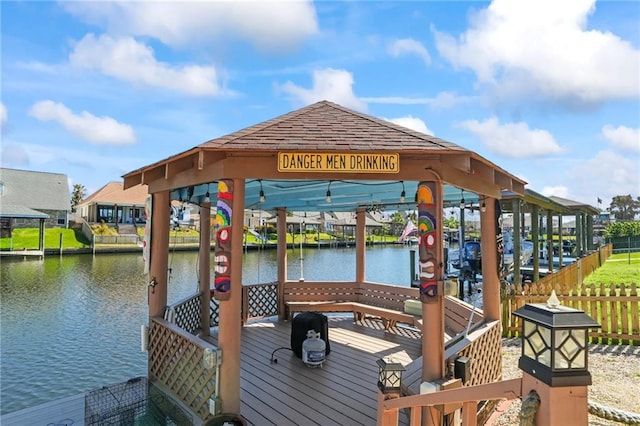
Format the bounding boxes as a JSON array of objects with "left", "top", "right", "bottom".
[
  {"left": 205, "top": 315, "right": 423, "bottom": 426},
  {"left": 2, "top": 316, "right": 429, "bottom": 426}
]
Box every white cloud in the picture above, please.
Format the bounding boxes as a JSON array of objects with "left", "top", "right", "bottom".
[
  {"left": 62, "top": 2, "right": 318, "bottom": 52},
  {"left": 565, "top": 150, "right": 640, "bottom": 203},
  {"left": 434, "top": 0, "right": 640, "bottom": 106},
  {"left": 0, "top": 144, "right": 29, "bottom": 166},
  {"left": 384, "top": 116, "right": 433, "bottom": 136},
  {"left": 388, "top": 38, "right": 431, "bottom": 65},
  {"left": 70, "top": 34, "right": 220, "bottom": 96},
  {"left": 278, "top": 68, "right": 367, "bottom": 111},
  {"left": 361, "top": 91, "right": 474, "bottom": 109},
  {"left": 457, "top": 117, "right": 563, "bottom": 158},
  {"left": 602, "top": 125, "right": 640, "bottom": 153},
  {"left": 0, "top": 141, "right": 148, "bottom": 193},
  {"left": 0, "top": 102, "right": 6, "bottom": 128},
  {"left": 29, "top": 100, "right": 136, "bottom": 145}
]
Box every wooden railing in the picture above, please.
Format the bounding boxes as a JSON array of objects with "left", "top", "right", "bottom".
[
  {"left": 163, "top": 282, "right": 503, "bottom": 424},
  {"left": 502, "top": 244, "right": 640, "bottom": 344},
  {"left": 241, "top": 281, "right": 278, "bottom": 324},
  {"left": 376, "top": 320, "right": 512, "bottom": 426},
  {"left": 503, "top": 282, "right": 639, "bottom": 344},
  {"left": 380, "top": 377, "right": 524, "bottom": 426},
  {"left": 147, "top": 318, "right": 220, "bottom": 422},
  {"left": 531, "top": 244, "right": 612, "bottom": 289},
  {"left": 166, "top": 292, "right": 222, "bottom": 333}
]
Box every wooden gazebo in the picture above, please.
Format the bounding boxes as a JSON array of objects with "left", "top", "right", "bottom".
[{"left": 123, "top": 101, "right": 527, "bottom": 424}]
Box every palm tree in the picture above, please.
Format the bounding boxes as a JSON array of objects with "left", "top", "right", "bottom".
[{"left": 71, "top": 183, "right": 86, "bottom": 212}]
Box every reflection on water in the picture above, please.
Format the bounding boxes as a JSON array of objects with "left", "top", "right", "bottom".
[{"left": 0, "top": 245, "right": 413, "bottom": 415}]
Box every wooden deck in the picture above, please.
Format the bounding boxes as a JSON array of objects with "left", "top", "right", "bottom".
[
  {"left": 204, "top": 315, "right": 424, "bottom": 426},
  {"left": 1, "top": 315, "right": 426, "bottom": 426}
]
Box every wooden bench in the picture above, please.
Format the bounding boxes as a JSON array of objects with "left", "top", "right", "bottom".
[{"left": 284, "top": 281, "right": 421, "bottom": 329}]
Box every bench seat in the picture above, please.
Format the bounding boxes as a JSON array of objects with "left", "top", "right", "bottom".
[{"left": 284, "top": 281, "right": 422, "bottom": 329}]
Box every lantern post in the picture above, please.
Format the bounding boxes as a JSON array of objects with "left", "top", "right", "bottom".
[{"left": 513, "top": 292, "right": 600, "bottom": 424}]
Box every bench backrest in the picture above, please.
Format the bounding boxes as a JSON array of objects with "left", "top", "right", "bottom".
[
  {"left": 444, "top": 297, "right": 485, "bottom": 335},
  {"left": 283, "top": 281, "right": 359, "bottom": 303},
  {"left": 358, "top": 282, "right": 419, "bottom": 311}
]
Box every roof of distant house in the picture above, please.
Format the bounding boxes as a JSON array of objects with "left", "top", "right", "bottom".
[
  {"left": 0, "top": 168, "right": 70, "bottom": 212},
  {"left": 80, "top": 181, "right": 148, "bottom": 206}
]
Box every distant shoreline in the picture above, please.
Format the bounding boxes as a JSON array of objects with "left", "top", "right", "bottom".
[{"left": 1, "top": 240, "right": 404, "bottom": 257}]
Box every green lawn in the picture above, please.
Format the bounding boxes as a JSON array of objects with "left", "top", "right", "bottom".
[
  {"left": 583, "top": 251, "right": 640, "bottom": 286},
  {"left": 1, "top": 227, "right": 401, "bottom": 250},
  {"left": 0, "top": 228, "right": 90, "bottom": 250}
]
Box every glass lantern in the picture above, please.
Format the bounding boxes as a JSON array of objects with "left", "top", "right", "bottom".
[
  {"left": 376, "top": 356, "right": 405, "bottom": 395},
  {"left": 514, "top": 300, "right": 599, "bottom": 387}
]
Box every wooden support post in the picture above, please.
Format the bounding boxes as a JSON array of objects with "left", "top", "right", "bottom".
[
  {"left": 575, "top": 213, "right": 583, "bottom": 257},
  {"left": 558, "top": 214, "right": 564, "bottom": 267},
  {"left": 199, "top": 202, "right": 211, "bottom": 336},
  {"left": 546, "top": 210, "right": 553, "bottom": 273},
  {"left": 356, "top": 208, "right": 366, "bottom": 284},
  {"left": 521, "top": 373, "right": 589, "bottom": 425},
  {"left": 277, "top": 207, "right": 288, "bottom": 320},
  {"left": 480, "top": 197, "right": 500, "bottom": 321},
  {"left": 461, "top": 401, "right": 478, "bottom": 426},
  {"left": 420, "top": 180, "right": 445, "bottom": 426},
  {"left": 148, "top": 191, "right": 170, "bottom": 318},
  {"left": 586, "top": 214, "right": 594, "bottom": 252},
  {"left": 377, "top": 391, "right": 400, "bottom": 426},
  {"left": 218, "top": 178, "right": 245, "bottom": 414},
  {"left": 512, "top": 199, "right": 522, "bottom": 286},
  {"left": 531, "top": 205, "right": 539, "bottom": 282}
]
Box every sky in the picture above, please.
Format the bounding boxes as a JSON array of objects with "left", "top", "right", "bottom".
[{"left": 1, "top": 0, "right": 639, "bottom": 209}]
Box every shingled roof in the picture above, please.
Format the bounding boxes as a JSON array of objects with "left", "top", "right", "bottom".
[
  {"left": 199, "top": 100, "right": 465, "bottom": 152},
  {"left": 123, "top": 100, "right": 526, "bottom": 211},
  {"left": 0, "top": 168, "right": 70, "bottom": 212},
  {"left": 79, "top": 181, "right": 149, "bottom": 207}
]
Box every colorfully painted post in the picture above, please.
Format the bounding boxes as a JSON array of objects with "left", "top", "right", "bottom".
[
  {"left": 416, "top": 180, "right": 445, "bottom": 426},
  {"left": 416, "top": 181, "right": 440, "bottom": 301},
  {"left": 217, "top": 178, "right": 245, "bottom": 414},
  {"left": 214, "top": 180, "right": 234, "bottom": 301}
]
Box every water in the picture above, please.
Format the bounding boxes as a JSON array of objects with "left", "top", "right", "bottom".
[{"left": 0, "top": 245, "right": 416, "bottom": 415}]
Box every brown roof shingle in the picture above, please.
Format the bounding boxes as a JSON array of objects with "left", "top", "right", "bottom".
[
  {"left": 199, "top": 100, "right": 465, "bottom": 152},
  {"left": 80, "top": 181, "right": 148, "bottom": 206}
]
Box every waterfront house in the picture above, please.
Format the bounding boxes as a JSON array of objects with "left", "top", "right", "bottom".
[
  {"left": 76, "top": 181, "right": 148, "bottom": 225},
  {"left": 0, "top": 168, "right": 70, "bottom": 237}
]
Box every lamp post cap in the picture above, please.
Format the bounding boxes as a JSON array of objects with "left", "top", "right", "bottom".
[{"left": 513, "top": 303, "right": 600, "bottom": 329}]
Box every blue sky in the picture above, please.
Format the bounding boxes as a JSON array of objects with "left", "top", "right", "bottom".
[{"left": 1, "top": 0, "right": 638, "bottom": 208}]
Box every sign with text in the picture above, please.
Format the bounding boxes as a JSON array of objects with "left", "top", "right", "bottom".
[{"left": 278, "top": 152, "right": 399, "bottom": 173}]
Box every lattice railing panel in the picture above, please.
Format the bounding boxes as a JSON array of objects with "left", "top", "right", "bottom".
[
  {"left": 209, "top": 295, "right": 220, "bottom": 327},
  {"left": 243, "top": 282, "right": 278, "bottom": 322},
  {"left": 457, "top": 321, "right": 502, "bottom": 387},
  {"left": 148, "top": 318, "right": 218, "bottom": 421},
  {"left": 167, "top": 293, "right": 201, "bottom": 334},
  {"left": 457, "top": 320, "right": 503, "bottom": 425}
]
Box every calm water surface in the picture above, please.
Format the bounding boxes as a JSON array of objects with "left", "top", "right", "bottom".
[{"left": 0, "top": 245, "right": 415, "bottom": 415}]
